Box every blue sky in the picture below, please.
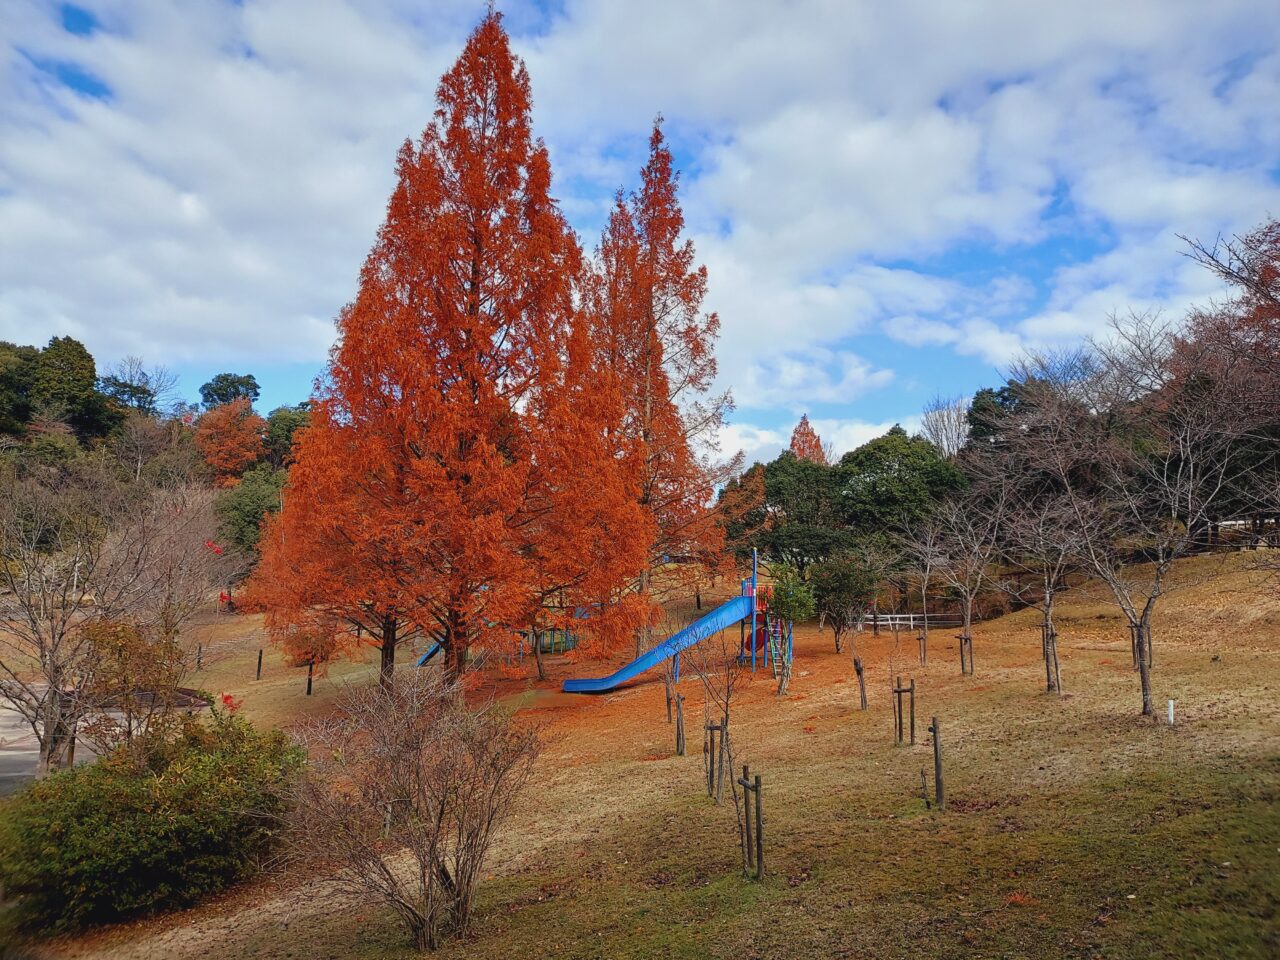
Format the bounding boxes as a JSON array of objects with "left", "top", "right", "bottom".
[{"left": 2, "top": 1, "right": 1278, "bottom": 464}]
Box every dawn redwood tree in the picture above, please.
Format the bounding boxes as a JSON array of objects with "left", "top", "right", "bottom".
[
  {"left": 244, "top": 433, "right": 421, "bottom": 689},
  {"left": 589, "top": 121, "right": 738, "bottom": 652},
  {"left": 789, "top": 414, "right": 830, "bottom": 464},
  {"left": 251, "top": 13, "right": 645, "bottom": 682},
  {"left": 194, "top": 397, "right": 266, "bottom": 487}
]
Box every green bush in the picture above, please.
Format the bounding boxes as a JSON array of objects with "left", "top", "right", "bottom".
[{"left": 0, "top": 710, "right": 302, "bottom": 932}]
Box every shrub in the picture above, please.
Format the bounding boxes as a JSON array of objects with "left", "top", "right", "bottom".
[{"left": 0, "top": 710, "right": 302, "bottom": 931}]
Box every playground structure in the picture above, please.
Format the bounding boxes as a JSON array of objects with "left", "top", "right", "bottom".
[
  {"left": 560, "top": 550, "right": 794, "bottom": 694},
  {"left": 416, "top": 613, "right": 585, "bottom": 668},
  {"left": 411, "top": 550, "right": 797, "bottom": 690}
]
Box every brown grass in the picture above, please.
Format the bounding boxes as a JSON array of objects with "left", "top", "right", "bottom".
[{"left": 20, "top": 553, "right": 1280, "bottom": 959}]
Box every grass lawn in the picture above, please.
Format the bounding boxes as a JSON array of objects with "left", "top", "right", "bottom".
[{"left": 21, "top": 554, "right": 1280, "bottom": 959}]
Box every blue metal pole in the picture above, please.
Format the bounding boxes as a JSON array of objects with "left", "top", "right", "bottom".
[{"left": 751, "top": 548, "right": 758, "bottom": 673}]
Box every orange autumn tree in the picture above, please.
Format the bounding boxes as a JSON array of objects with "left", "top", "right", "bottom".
[
  {"left": 194, "top": 398, "right": 266, "bottom": 487},
  {"left": 247, "top": 12, "right": 646, "bottom": 683},
  {"left": 244, "top": 424, "right": 422, "bottom": 688},
  {"left": 589, "top": 121, "right": 739, "bottom": 653},
  {"left": 789, "top": 414, "right": 829, "bottom": 464}
]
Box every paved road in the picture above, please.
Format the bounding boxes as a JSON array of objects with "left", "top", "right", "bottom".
[{"left": 0, "top": 706, "right": 38, "bottom": 795}]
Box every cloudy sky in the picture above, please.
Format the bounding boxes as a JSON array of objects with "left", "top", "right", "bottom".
[{"left": 3, "top": 1, "right": 1278, "bottom": 464}]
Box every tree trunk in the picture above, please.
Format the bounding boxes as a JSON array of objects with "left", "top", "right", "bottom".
[
  {"left": 379, "top": 615, "right": 397, "bottom": 690},
  {"left": 960, "top": 595, "right": 974, "bottom": 675},
  {"left": 920, "top": 580, "right": 930, "bottom": 665},
  {"left": 532, "top": 626, "right": 545, "bottom": 681},
  {"left": 36, "top": 693, "right": 76, "bottom": 778},
  {"left": 1135, "top": 619, "right": 1153, "bottom": 716},
  {"left": 636, "top": 565, "right": 652, "bottom": 657},
  {"left": 854, "top": 657, "right": 868, "bottom": 710}
]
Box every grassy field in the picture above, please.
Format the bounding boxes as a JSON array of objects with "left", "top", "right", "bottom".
[{"left": 21, "top": 554, "right": 1280, "bottom": 959}]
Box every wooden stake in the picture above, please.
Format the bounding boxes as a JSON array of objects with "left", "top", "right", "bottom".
[
  {"left": 675, "top": 694, "right": 686, "bottom": 756},
  {"left": 930, "top": 716, "right": 944, "bottom": 811},
  {"left": 909, "top": 678, "right": 916, "bottom": 745},
  {"left": 754, "top": 774, "right": 764, "bottom": 879},
  {"left": 741, "top": 764, "right": 754, "bottom": 872},
  {"left": 196, "top": 644, "right": 203, "bottom": 671},
  {"left": 306, "top": 659, "right": 314, "bottom": 696},
  {"left": 255, "top": 648, "right": 263, "bottom": 681},
  {"left": 895, "top": 674, "right": 904, "bottom": 743}
]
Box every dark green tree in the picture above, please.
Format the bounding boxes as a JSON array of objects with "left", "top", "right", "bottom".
[
  {"left": 836, "top": 426, "right": 964, "bottom": 534},
  {"left": 264, "top": 403, "right": 310, "bottom": 467},
  {"left": 32, "top": 337, "right": 118, "bottom": 439},
  {"left": 215, "top": 462, "right": 286, "bottom": 553},
  {"left": 759, "top": 451, "right": 849, "bottom": 574},
  {"left": 199, "top": 373, "right": 260, "bottom": 409},
  {"left": 967, "top": 384, "right": 1026, "bottom": 443},
  {"left": 0, "top": 342, "right": 39, "bottom": 435}
]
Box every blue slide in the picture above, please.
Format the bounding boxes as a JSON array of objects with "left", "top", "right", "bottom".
[
  {"left": 562, "top": 593, "right": 754, "bottom": 693},
  {"left": 416, "top": 642, "right": 442, "bottom": 667}
]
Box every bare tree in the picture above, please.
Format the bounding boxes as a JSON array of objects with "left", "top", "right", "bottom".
[
  {"left": 101, "top": 356, "right": 180, "bottom": 415},
  {"left": 935, "top": 487, "right": 1005, "bottom": 676},
  {"left": 682, "top": 624, "right": 754, "bottom": 875},
  {"left": 1012, "top": 314, "right": 1266, "bottom": 715},
  {"left": 0, "top": 462, "right": 227, "bottom": 774},
  {"left": 921, "top": 394, "right": 970, "bottom": 459},
  {"left": 998, "top": 496, "right": 1083, "bottom": 693},
  {"left": 111, "top": 412, "right": 172, "bottom": 482},
  {"left": 900, "top": 515, "right": 945, "bottom": 664},
  {"left": 289, "top": 672, "right": 538, "bottom": 951}
]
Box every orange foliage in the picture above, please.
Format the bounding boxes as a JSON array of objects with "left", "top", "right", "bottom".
[
  {"left": 194, "top": 398, "right": 265, "bottom": 487},
  {"left": 587, "top": 121, "right": 739, "bottom": 643},
  {"left": 789, "top": 414, "right": 829, "bottom": 464},
  {"left": 246, "top": 12, "right": 649, "bottom": 680}
]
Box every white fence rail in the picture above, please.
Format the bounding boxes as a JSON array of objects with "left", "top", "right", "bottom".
[{"left": 857, "top": 613, "right": 964, "bottom": 631}]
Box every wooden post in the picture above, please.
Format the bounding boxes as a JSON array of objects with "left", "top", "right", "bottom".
[
  {"left": 909, "top": 678, "right": 916, "bottom": 745},
  {"left": 894, "top": 675, "right": 903, "bottom": 743},
  {"left": 675, "top": 694, "right": 686, "bottom": 756},
  {"left": 256, "top": 648, "right": 263, "bottom": 681},
  {"left": 306, "top": 658, "right": 314, "bottom": 696},
  {"left": 196, "top": 644, "right": 203, "bottom": 671},
  {"left": 754, "top": 774, "right": 764, "bottom": 879},
  {"left": 930, "top": 717, "right": 944, "bottom": 810},
  {"left": 741, "top": 764, "right": 754, "bottom": 872}
]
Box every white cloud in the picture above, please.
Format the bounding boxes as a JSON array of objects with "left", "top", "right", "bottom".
[{"left": 1, "top": 0, "right": 1277, "bottom": 426}]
